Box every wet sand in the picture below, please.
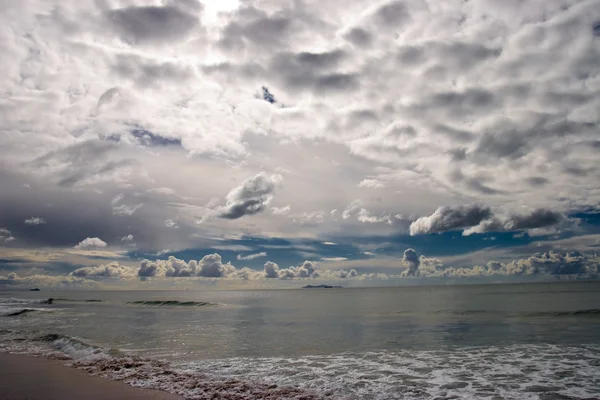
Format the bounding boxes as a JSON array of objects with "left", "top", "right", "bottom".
[{"left": 0, "top": 352, "right": 182, "bottom": 400}]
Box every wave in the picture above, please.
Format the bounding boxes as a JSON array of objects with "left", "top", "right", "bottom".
[
  {"left": 3, "top": 308, "right": 39, "bottom": 317},
  {"left": 53, "top": 298, "right": 103, "bottom": 303},
  {"left": 0, "top": 297, "right": 53, "bottom": 305},
  {"left": 0, "top": 330, "right": 324, "bottom": 399},
  {"left": 521, "top": 309, "right": 600, "bottom": 317},
  {"left": 392, "top": 308, "right": 600, "bottom": 318},
  {"left": 127, "top": 300, "right": 215, "bottom": 307},
  {"left": 2, "top": 327, "right": 600, "bottom": 399}
]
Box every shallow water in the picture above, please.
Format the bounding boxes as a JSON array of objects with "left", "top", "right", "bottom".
[{"left": 1, "top": 282, "right": 600, "bottom": 399}]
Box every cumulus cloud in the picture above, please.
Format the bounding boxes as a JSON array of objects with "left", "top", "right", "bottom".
[
  {"left": 237, "top": 252, "right": 267, "bottom": 260},
  {"left": 219, "top": 173, "right": 283, "bottom": 219},
  {"left": 277, "top": 260, "right": 318, "bottom": 279},
  {"left": 71, "top": 262, "right": 135, "bottom": 278},
  {"left": 402, "top": 248, "right": 420, "bottom": 276},
  {"left": 418, "top": 252, "right": 600, "bottom": 278},
  {"left": 410, "top": 205, "right": 492, "bottom": 235},
  {"left": 24, "top": 217, "right": 46, "bottom": 225},
  {"left": 74, "top": 237, "right": 107, "bottom": 249},
  {"left": 197, "top": 253, "right": 236, "bottom": 277},
  {"left": 263, "top": 261, "right": 279, "bottom": 278}
]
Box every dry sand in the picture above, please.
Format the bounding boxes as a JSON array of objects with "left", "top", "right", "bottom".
[{"left": 0, "top": 352, "right": 182, "bottom": 400}]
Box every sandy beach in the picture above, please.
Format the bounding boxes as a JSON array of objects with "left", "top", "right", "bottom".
[{"left": 0, "top": 352, "right": 182, "bottom": 400}]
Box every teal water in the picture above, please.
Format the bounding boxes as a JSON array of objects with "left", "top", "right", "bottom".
[{"left": 1, "top": 282, "right": 600, "bottom": 399}]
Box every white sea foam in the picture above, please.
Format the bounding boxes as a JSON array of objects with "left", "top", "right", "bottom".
[
  {"left": 184, "top": 345, "right": 600, "bottom": 399},
  {"left": 1, "top": 327, "right": 599, "bottom": 399}
]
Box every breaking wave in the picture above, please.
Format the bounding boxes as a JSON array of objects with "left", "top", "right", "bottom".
[
  {"left": 1, "top": 327, "right": 600, "bottom": 399},
  {"left": 127, "top": 300, "right": 216, "bottom": 307},
  {"left": 0, "top": 297, "right": 53, "bottom": 305},
  {"left": 0, "top": 329, "right": 324, "bottom": 399}
]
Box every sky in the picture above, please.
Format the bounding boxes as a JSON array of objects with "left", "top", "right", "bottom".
[{"left": 1, "top": 0, "right": 600, "bottom": 288}]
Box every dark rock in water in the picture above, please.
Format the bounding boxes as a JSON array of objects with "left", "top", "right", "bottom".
[
  {"left": 440, "top": 382, "right": 469, "bottom": 390},
  {"left": 302, "top": 284, "right": 343, "bottom": 289},
  {"left": 30, "top": 288, "right": 41, "bottom": 291}
]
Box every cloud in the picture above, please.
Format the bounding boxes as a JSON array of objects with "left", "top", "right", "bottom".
[
  {"left": 402, "top": 248, "right": 420, "bottom": 276},
  {"left": 237, "top": 252, "right": 267, "bottom": 260},
  {"left": 24, "top": 217, "right": 46, "bottom": 225},
  {"left": 197, "top": 253, "right": 236, "bottom": 277},
  {"left": 74, "top": 237, "right": 107, "bottom": 249},
  {"left": 121, "top": 234, "right": 134, "bottom": 242},
  {"left": 410, "top": 205, "right": 492, "bottom": 235},
  {"left": 271, "top": 205, "right": 291, "bottom": 215},
  {"left": 463, "top": 209, "right": 568, "bottom": 236},
  {"left": 0, "top": 228, "right": 16, "bottom": 243},
  {"left": 106, "top": 4, "right": 200, "bottom": 45},
  {"left": 71, "top": 262, "right": 135, "bottom": 278},
  {"left": 264, "top": 261, "right": 279, "bottom": 278},
  {"left": 1, "top": 0, "right": 600, "bottom": 266},
  {"left": 165, "top": 219, "right": 178, "bottom": 228},
  {"left": 358, "top": 179, "right": 385, "bottom": 188},
  {"left": 278, "top": 260, "right": 318, "bottom": 279},
  {"left": 321, "top": 257, "right": 348, "bottom": 261},
  {"left": 113, "top": 203, "right": 144, "bottom": 216},
  {"left": 219, "top": 172, "right": 283, "bottom": 219}
]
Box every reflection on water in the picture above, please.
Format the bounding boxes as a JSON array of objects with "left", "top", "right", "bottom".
[{"left": 2, "top": 281, "right": 600, "bottom": 360}]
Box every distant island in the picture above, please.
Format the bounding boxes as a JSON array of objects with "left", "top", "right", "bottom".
[
  {"left": 302, "top": 284, "right": 343, "bottom": 289},
  {"left": 29, "top": 288, "right": 40, "bottom": 291}
]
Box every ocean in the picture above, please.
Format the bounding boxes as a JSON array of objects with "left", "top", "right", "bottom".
[{"left": 1, "top": 282, "right": 600, "bottom": 399}]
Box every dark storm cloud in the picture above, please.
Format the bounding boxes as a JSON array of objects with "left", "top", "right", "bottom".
[
  {"left": 106, "top": 5, "right": 200, "bottom": 45},
  {"left": 410, "top": 205, "right": 493, "bottom": 235},
  {"left": 219, "top": 172, "right": 282, "bottom": 219}
]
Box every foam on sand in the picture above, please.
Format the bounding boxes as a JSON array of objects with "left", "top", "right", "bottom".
[{"left": 0, "top": 330, "right": 326, "bottom": 399}]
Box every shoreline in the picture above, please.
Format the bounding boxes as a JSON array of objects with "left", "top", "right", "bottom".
[{"left": 0, "top": 352, "right": 183, "bottom": 400}]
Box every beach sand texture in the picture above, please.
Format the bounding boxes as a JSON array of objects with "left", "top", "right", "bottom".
[{"left": 0, "top": 352, "right": 182, "bottom": 400}]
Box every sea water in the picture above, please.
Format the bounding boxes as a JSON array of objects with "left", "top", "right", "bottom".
[{"left": 1, "top": 282, "right": 600, "bottom": 399}]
